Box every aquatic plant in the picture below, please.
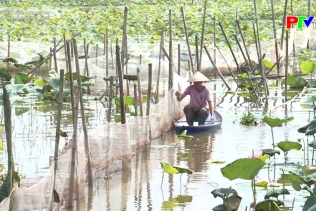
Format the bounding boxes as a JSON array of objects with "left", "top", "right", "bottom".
[
  {"left": 277, "top": 141, "right": 302, "bottom": 162},
  {"left": 160, "top": 161, "right": 192, "bottom": 185},
  {"left": 240, "top": 111, "right": 255, "bottom": 125},
  {"left": 177, "top": 130, "right": 194, "bottom": 141},
  {"left": 211, "top": 187, "right": 242, "bottom": 211}
]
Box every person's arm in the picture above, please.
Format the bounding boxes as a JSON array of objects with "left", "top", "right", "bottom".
[
  {"left": 175, "top": 91, "right": 187, "bottom": 102},
  {"left": 208, "top": 101, "right": 215, "bottom": 120}
]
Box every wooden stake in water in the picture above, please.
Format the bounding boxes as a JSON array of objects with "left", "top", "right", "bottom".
[
  {"left": 155, "top": 29, "right": 164, "bottom": 104},
  {"left": 83, "top": 39, "right": 91, "bottom": 95},
  {"left": 195, "top": 35, "right": 200, "bottom": 72},
  {"left": 7, "top": 34, "right": 10, "bottom": 70},
  {"left": 280, "top": 0, "right": 288, "bottom": 50},
  {"left": 53, "top": 37, "right": 58, "bottom": 73},
  {"left": 285, "top": 30, "right": 289, "bottom": 114},
  {"left": 73, "top": 39, "right": 93, "bottom": 185},
  {"left": 146, "top": 64, "right": 152, "bottom": 116},
  {"left": 178, "top": 44, "right": 181, "bottom": 75},
  {"left": 48, "top": 69, "right": 65, "bottom": 210},
  {"left": 169, "top": 9, "right": 174, "bottom": 89},
  {"left": 116, "top": 45, "right": 126, "bottom": 124},
  {"left": 199, "top": 0, "right": 207, "bottom": 65},
  {"left": 107, "top": 76, "right": 114, "bottom": 122},
  {"left": 137, "top": 68, "right": 143, "bottom": 116},
  {"left": 3, "top": 86, "right": 14, "bottom": 200},
  {"left": 133, "top": 83, "right": 138, "bottom": 116},
  {"left": 181, "top": 7, "right": 194, "bottom": 74},
  {"left": 270, "top": 0, "right": 280, "bottom": 73}
]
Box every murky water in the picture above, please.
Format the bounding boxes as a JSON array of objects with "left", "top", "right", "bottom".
[{"left": 1, "top": 78, "right": 315, "bottom": 210}]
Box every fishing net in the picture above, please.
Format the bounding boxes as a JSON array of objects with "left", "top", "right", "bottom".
[{"left": 0, "top": 28, "right": 313, "bottom": 209}]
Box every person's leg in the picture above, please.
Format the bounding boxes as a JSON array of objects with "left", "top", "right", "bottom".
[
  {"left": 183, "top": 104, "right": 194, "bottom": 126},
  {"left": 197, "top": 108, "right": 209, "bottom": 125}
]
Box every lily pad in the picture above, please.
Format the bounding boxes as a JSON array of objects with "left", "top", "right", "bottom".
[
  {"left": 254, "top": 200, "right": 280, "bottom": 211},
  {"left": 255, "top": 180, "right": 268, "bottom": 188},
  {"left": 2, "top": 57, "right": 18, "bottom": 63},
  {"left": 211, "top": 187, "right": 238, "bottom": 199},
  {"left": 305, "top": 120, "right": 316, "bottom": 136},
  {"left": 303, "top": 194, "right": 316, "bottom": 211},
  {"left": 262, "top": 149, "right": 280, "bottom": 157},
  {"left": 308, "top": 141, "right": 316, "bottom": 149},
  {"left": 264, "top": 189, "right": 290, "bottom": 199},
  {"left": 262, "top": 116, "right": 294, "bottom": 128},
  {"left": 300, "top": 61, "right": 316, "bottom": 74},
  {"left": 281, "top": 74, "right": 308, "bottom": 89},
  {"left": 206, "top": 159, "right": 226, "bottom": 164},
  {"left": 178, "top": 130, "right": 194, "bottom": 141},
  {"left": 0, "top": 68, "right": 12, "bottom": 81},
  {"left": 263, "top": 59, "right": 276, "bottom": 71},
  {"left": 212, "top": 204, "right": 227, "bottom": 211},
  {"left": 173, "top": 166, "right": 193, "bottom": 174},
  {"left": 220, "top": 158, "right": 265, "bottom": 180},
  {"left": 160, "top": 161, "right": 178, "bottom": 174},
  {"left": 277, "top": 141, "right": 302, "bottom": 153}
]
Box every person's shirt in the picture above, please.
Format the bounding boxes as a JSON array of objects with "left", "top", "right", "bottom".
[{"left": 184, "top": 85, "right": 213, "bottom": 108}]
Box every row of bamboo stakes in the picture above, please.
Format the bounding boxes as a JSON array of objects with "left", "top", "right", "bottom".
[{"left": 2, "top": 0, "right": 313, "bottom": 208}]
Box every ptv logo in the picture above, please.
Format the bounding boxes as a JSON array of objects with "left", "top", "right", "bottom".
[{"left": 286, "top": 16, "right": 316, "bottom": 29}]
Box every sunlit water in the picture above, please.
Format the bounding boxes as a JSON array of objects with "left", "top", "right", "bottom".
[{"left": 1, "top": 79, "right": 315, "bottom": 210}]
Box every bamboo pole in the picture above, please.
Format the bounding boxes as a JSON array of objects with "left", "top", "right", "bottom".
[
  {"left": 7, "top": 34, "right": 10, "bottom": 70},
  {"left": 116, "top": 45, "right": 126, "bottom": 124},
  {"left": 199, "top": 0, "right": 207, "bottom": 65},
  {"left": 270, "top": 0, "right": 280, "bottom": 73},
  {"left": 28, "top": 35, "right": 77, "bottom": 77},
  {"left": 107, "top": 76, "right": 114, "bottom": 122},
  {"left": 137, "top": 68, "right": 143, "bottom": 116},
  {"left": 204, "top": 46, "right": 231, "bottom": 90},
  {"left": 96, "top": 44, "right": 98, "bottom": 66},
  {"left": 53, "top": 37, "right": 58, "bottom": 73},
  {"left": 236, "top": 20, "right": 253, "bottom": 70},
  {"left": 50, "top": 47, "right": 53, "bottom": 70},
  {"left": 285, "top": 30, "right": 289, "bottom": 114},
  {"left": 169, "top": 10, "right": 173, "bottom": 90},
  {"left": 195, "top": 35, "right": 200, "bottom": 71},
  {"left": 180, "top": 7, "right": 194, "bottom": 74},
  {"left": 178, "top": 44, "right": 181, "bottom": 75},
  {"left": 106, "top": 28, "right": 109, "bottom": 88},
  {"left": 155, "top": 29, "right": 164, "bottom": 104},
  {"left": 162, "top": 47, "right": 170, "bottom": 61},
  {"left": 133, "top": 83, "right": 138, "bottom": 116},
  {"left": 218, "top": 22, "right": 240, "bottom": 72},
  {"left": 3, "top": 86, "right": 13, "bottom": 201},
  {"left": 73, "top": 39, "right": 93, "bottom": 185},
  {"left": 146, "top": 64, "right": 152, "bottom": 116},
  {"left": 213, "top": 17, "right": 216, "bottom": 68},
  {"left": 83, "top": 39, "right": 91, "bottom": 95},
  {"left": 280, "top": 0, "right": 288, "bottom": 50},
  {"left": 48, "top": 69, "right": 65, "bottom": 210}
]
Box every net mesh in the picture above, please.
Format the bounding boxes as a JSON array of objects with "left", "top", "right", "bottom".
[{"left": 0, "top": 28, "right": 314, "bottom": 209}]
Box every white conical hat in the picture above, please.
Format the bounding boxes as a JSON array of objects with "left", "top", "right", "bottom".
[{"left": 187, "top": 71, "right": 210, "bottom": 82}]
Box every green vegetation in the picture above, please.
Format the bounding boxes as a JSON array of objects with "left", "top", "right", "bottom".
[{"left": 0, "top": 0, "right": 314, "bottom": 46}]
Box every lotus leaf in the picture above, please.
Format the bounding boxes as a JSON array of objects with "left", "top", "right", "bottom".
[
  {"left": 299, "top": 123, "right": 311, "bottom": 133},
  {"left": 5, "top": 84, "right": 28, "bottom": 91},
  {"left": 303, "top": 186, "right": 316, "bottom": 197},
  {"left": 281, "top": 74, "right": 308, "bottom": 88},
  {"left": 162, "top": 199, "right": 177, "bottom": 209},
  {"left": 2, "top": 57, "right": 18, "bottom": 64},
  {"left": 44, "top": 77, "right": 62, "bottom": 90},
  {"left": 262, "top": 149, "right": 280, "bottom": 157},
  {"left": 300, "top": 61, "right": 316, "bottom": 74},
  {"left": 262, "top": 116, "right": 294, "bottom": 128},
  {"left": 160, "top": 162, "right": 179, "bottom": 174},
  {"left": 277, "top": 141, "right": 302, "bottom": 152},
  {"left": 173, "top": 166, "right": 193, "bottom": 174},
  {"left": 303, "top": 194, "right": 316, "bottom": 211},
  {"left": 264, "top": 189, "right": 290, "bottom": 199},
  {"left": 211, "top": 187, "right": 238, "bottom": 199},
  {"left": 212, "top": 204, "right": 227, "bottom": 211},
  {"left": 123, "top": 74, "right": 138, "bottom": 81},
  {"left": 308, "top": 141, "right": 316, "bottom": 149},
  {"left": 64, "top": 72, "right": 95, "bottom": 83},
  {"left": 14, "top": 64, "right": 31, "bottom": 70},
  {"left": 0, "top": 68, "right": 12, "bottom": 81},
  {"left": 172, "top": 195, "right": 193, "bottom": 203},
  {"left": 302, "top": 165, "right": 316, "bottom": 175},
  {"left": 263, "top": 59, "right": 276, "bottom": 71},
  {"left": 206, "top": 159, "right": 226, "bottom": 164},
  {"left": 305, "top": 121, "right": 316, "bottom": 136},
  {"left": 254, "top": 200, "right": 280, "bottom": 211},
  {"left": 220, "top": 158, "right": 265, "bottom": 180}
]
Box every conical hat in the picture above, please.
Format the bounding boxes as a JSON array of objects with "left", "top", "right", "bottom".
[{"left": 187, "top": 71, "right": 210, "bottom": 82}]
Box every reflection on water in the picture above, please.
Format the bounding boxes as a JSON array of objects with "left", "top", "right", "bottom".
[{"left": 1, "top": 78, "right": 315, "bottom": 210}]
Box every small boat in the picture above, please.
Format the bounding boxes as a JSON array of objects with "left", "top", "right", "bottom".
[{"left": 174, "top": 110, "right": 222, "bottom": 134}]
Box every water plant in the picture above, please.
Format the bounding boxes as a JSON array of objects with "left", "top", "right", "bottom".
[
  {"left": 240, "top": 111, "right": 255, "bottom": 125},
  {"left": 211, "top": 187, "right": 242, "bottom": 210},
  {"left": 177, "top": 130, "right": 194, "bottom": 141},
  {"left": 160, "top": 161, "right": 192, "bottom": 185}
]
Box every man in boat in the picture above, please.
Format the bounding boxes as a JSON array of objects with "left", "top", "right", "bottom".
[{"left": 175, "top": 71, "right": 215, "bottom": 126}]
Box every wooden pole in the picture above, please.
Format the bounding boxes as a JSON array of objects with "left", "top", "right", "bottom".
[
  {"left": 7, "top": 34, "right": 10, "bottom": 70},
  {"left": 48, "top": 69, "right": 65, "bottom": 210},
  {"left": 137, "top": 68, "right": 143, "bottom": 116},
  {"left": 146, "top": 64, "right": 152, "bottom": 116},
  {"left": 107, "top": 76, "right": 114, "bottom": 122},
  {"left": 204, "top": 46, "right": 231, "bottom": 90},
  {"left": 280, "top": 0, "right": 288, "bottom": 50},
  {"left": 169, "top": 10, "right": 173, "bottom": 89},
  {"left": 180, "top": 7, "right": 194, "bottom": 74},
  {"left": 285, "top": 30, "right": 289, "bottom": 114},
  {"left": 53, "top": 37, "right": 58, "bottom": 73},
  {"left": 178, "top": 44, "right": 181, "bottom": 75},
  {"left": 83, "top": 39, "right": 91, "bottom": 95},
  {"left": 270, "top": 0, "right": 280, "bottom": 73},
  {"left": 3, "top": 86, "right": 13, "bottom": 200},
  {"left": 199, "top": 0, "right": 207, "bottom": 65},
  {"left": 195, "top": 35, "right": 200, "bottom": 71},
  {"left": 133, "top": 83, "right": 138, "bottom": 116},
  {"left": 155, "top": 29, "right": 164, "bottom": 104},
  {"left": 73, "top": 39, "right": 93, "bottom": 185},
  {"left": 116, "top": 45, "right": 126, "bottom": 124}
]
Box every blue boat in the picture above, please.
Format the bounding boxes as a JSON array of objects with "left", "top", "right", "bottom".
[{"left": 174, "top": 110, "right": 222, "bottom": 134}]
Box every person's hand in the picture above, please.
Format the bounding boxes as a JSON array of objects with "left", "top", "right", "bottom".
[
  {"left": 175, "top": 91, "right": 181, "bottom": 101},
  {"left": 211, "top": 116, "right": 215, "bottom": 121}
]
